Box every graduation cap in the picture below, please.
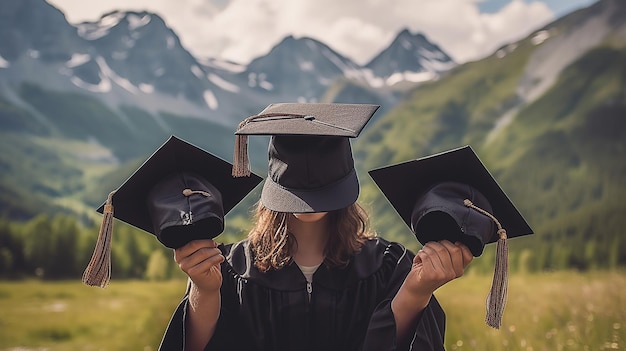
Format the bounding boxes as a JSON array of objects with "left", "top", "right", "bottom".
[
  {"left": 232, "top": 103, "right": 379, "bottom": 213},
  {"left": 82, "top": 135, "right": 263, "bottom": 288},
  {"left": 368, "top": 145, "right": 533, "bottom": 329}
]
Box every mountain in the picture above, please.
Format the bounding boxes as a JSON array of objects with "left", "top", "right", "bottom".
[
  {"left": 365, "top": 29, "right": 456, "bottom": 86},
  {"left": 242, "top": 35, "right": 364, "bottom": 101},
  {"left": 0, "top": 0, "right": 453, "bottom": 222},
  {"left": 3, "top": 0, "right": 623, "bottom": 272},
  {"left": 322, "top": 29, "right": 457, "bottom": 119},
  {"left": 356, "top": 0, "right": 626, "bottom": 269}
]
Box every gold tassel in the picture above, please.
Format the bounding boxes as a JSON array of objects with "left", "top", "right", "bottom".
[
  {"left": 82, "top": 190, "right": 116, "bottom": 288},
  {"left": 486, "top": 229, "right": 508, "bottom": 329},
  {"left": 464, "top": 199, "right": 509, "bottom": 329},
  {"left": 232, "top": 133, "right": 250, "bottom": 177}
]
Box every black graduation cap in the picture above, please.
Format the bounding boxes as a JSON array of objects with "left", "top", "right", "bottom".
[
  {"left": 368, "top": 145, "right": 533, "bottom": 329},
  {"left": 232, "top": 103, "right": 379, "bottom": 213},
  {"left": 82, "top": 135, "right": 262, "bottom": 288}
]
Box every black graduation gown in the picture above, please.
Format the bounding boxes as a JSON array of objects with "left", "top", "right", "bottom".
[{"left": 159, "top": 237, "right": 446, "bottom": 351}]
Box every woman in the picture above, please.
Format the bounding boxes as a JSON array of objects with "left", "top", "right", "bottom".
[{"left": 159, "top": 103, "right": 473, "bottom": 350}]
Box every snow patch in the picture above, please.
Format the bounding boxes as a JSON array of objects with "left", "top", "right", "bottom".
[
  {"left": 321, "top": 48, "right": 362, "bottom": 80},
  {"left": 199, "top": 58, "right": 246, "bottom": 73},
  {"left": 139, "top": 83, "right": 154, "bottom": 93},
  {"left": 28, "top": 50, "right": 40, "bottom": 59},
  {"left": 362, "top": 69, "right": 385, "bottom": 88},
  {"left": 400, "top": 37, "right": 412, "bottom": 50},
  {"left": 96, "top": 56, "right": 139, "bottom": 94},
  {"left": 78, "top": 12, "right": 124, "bottom": 40},
  {"left": 531, "top": 30, "right": 551, "bottom": 45},
  {"left": 386, "top": 71, "right": 436, "bottom": 86},
  {"left": 166, "top": 36, "right": 176, "bottom": 49},
  {"left": 65, "top": 53, "right": 91, "bottom": 68},
  {"left": 418, "top": 47, "right": 448, "bottom": 61},
  {"left": 100, "top": 12, "right": 125, "bottom": 28},
  {"left": 486, "top": 107, "right": 522, "bottom": 144},
  {"left": 248, "top": 72, "right": 274, "bottom": 90},
  {"left": 208, "top": 73, "right": 240, "bottom": 93},
  {"left": 203, "top": 90, "right": 218, "bottom": 110},
  {"left": 71, "top": 73, "right": 111, "bottom": 93},
  {"left": 127, "top": 13, "right": 151, "bottom": 31},
  {"left": 299, "top": 60, "right": 314, "bottom": 72},
  {"left": 259, "top": 80, "right": 273, "bottom": 90},
  {"left": 191, "top": 65, "right": 204, "bottom": 79},
  {"left": 0, "top": 55, "right": 9, "bottom": 68},
  {"left": 495, "top": 43, "right": 518, "bottom": 59},
  {"left": 421, "top": 59, "right": 456, "bottom": 72}
]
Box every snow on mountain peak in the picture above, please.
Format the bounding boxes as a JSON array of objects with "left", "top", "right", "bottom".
[
  {"left": 127, "top": 13, "right": 151, "bottom": 31},
  {"left": 0, "top": 55, "right": 10, "bottom": 68}
]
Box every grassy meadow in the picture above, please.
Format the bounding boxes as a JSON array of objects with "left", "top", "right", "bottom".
[{"left": 0, "top": 271, "right": 624, "bottom": 351}]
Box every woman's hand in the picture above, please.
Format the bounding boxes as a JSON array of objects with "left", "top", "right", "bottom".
[
  {"left": 405, "top": 240, "right": 473, "bottom": 300},
  {"left": 174, "top": 239, "right": 224, "bottom": 294},
  {"left": 392, "top": 240, "right": 473, "bottom": 342},
  {"left": 174, "top": 239, "right": 224, "bottom": 351}
]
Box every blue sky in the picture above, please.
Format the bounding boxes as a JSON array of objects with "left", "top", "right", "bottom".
[
  {"left": 47, "top": 0, "right": 599, "bottom": 65},
  {"left": 478, "top": 0, "right": 595, "bottom": 15}
]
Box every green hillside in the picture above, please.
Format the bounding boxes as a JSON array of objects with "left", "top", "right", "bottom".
[
  {"left": 356, "top": 39, "right": 626, "bottom": 270},
  {"left": 0, "top": 83, "right": 241, "bottom": 221}
]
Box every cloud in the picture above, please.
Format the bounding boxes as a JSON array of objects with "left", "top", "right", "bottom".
[
  {"left": 183, "top": 0, "right": 554, "bottom": 64},
  {"left": 49, "top": 0, "right": 555, "bottom": 65}
]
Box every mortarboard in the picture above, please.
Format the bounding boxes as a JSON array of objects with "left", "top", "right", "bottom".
[
  {"left": 82, "top": 135, "right": 263, "bottom": 288},
  {"left": 231, "top": 103, "right": 379, "bottom": 213},
  {"left": 368, "top": 145, "right": 533, "bottom": 329}
]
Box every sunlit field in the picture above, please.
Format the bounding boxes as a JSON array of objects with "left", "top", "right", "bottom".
[
  {"left": 437, "top": 270, "right": 625, "bottom": 351},
  {"left": 0, "top": 271, "right": 624, "bottom": 351}
]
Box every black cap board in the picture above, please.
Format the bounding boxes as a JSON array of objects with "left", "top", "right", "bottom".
[
  {"left": 368, "top": 145, "right": 534, "bottom": 329},
  {"left": 97, "top": 135, "right": 262, "bottom": 244},
  {"left": 83, "top": 135, "right": 262, "bottom": 288},
  {"left": 368, "top": 145, "right": 533, "bottom": 252}
]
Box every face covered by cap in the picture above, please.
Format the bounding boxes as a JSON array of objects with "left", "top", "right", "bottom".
[{"left": 232, "top": 103, "right": 379, "bottom": 213}]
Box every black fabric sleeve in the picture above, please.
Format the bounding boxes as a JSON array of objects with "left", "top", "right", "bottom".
[
  {"left": 363, "top": 296, "right": 446, "bottom": 351},
  {"left": 158, "top": 297, "right": 188, "bottom": 351},
  {"left": 361, "top": 246, "right": 447, "bottom": 351}
]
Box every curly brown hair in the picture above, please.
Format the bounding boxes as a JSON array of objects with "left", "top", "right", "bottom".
[{"left": 248, "top": 202, "right": 376, "bottom": 272}]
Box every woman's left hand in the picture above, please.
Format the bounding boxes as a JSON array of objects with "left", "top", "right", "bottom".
[
  {"left": 405, "top": 240, "right": 474, "bottom": 299},
  {"left": 392, "top": 240, "right": 473, "bottom": 341}
]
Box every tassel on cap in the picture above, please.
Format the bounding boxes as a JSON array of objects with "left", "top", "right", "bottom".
[
  {"left": 232, "top": 116, "right": 253, "bottom": 177},
  {"left": 486, "top": 229, "right": 508, "bottom": 329},
  {"left": 232, "top": 133, "right": 250, "bottom": 177},
  {"left": 464, "top": 199, "right": 508, "bottom": 329},
  {"left": 82, "top": 190, "right": 116, "bottom": 288}
]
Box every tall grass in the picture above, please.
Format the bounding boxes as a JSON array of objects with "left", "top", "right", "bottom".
[
  {"left": 437, "top": 270, "right": 625, "bottom": 351},
  {"left": 0, "top": 271, "right": 624, "bottom": 350},
  {"left": 0, "top": 280, "right": 187, "bottom": 351}
]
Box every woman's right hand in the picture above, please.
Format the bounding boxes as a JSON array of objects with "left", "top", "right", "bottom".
[
  {"left": 175, "top": 239, "right": 224, "bottom": 350},
  {"left": 174, "top": 239, "right": 225, "bottom": 294}
]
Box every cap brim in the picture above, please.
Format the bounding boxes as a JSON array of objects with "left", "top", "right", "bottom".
[
  {"left": 97, "top": 136, "right": 263, "bottom": 235},
  {"left": 261, "top": 168, "right": 359, "bottom": 213},
  {"left": 368, "top": 145, "right": 533, "bottom": 243},
  {"left": 235, "top": 103, "right": 379, "bottom": 137}
]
